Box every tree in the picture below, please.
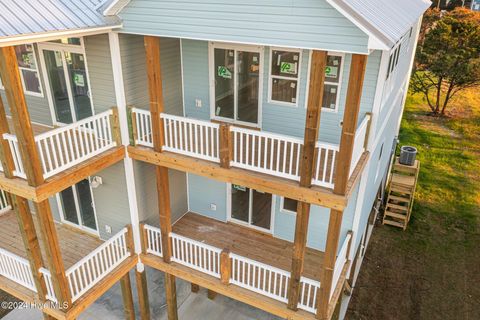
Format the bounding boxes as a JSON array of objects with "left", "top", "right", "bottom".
[{"left": 411, "top": 8, "right": 480, "bottom": 116}]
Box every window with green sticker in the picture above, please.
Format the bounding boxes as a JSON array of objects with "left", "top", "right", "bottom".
[
  {"left": 269, "top": 49, "right": 301, "bottom": 105},
  {"left": 9, "top": 44, "right": 43, "bottom": 96},
  {"left": 322, "top": 54, "right": 343, "bottom": 111}
]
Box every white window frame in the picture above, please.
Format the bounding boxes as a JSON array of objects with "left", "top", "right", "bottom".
[
  {"left": 268, "top": 47, "right": 302, "bottom": 107},
  {"left": 279, "top": 196, "right": 297, "bottom": 215},
  {"left": 0, "top": 44, "right": 44, "bottom": 97},
  {"left": 37, "top": 37, "right": 96, "bottom": 126},
  {"left": 304, "top": 50, "right": 344, "bottom": 113},
  {"left": 226, "top": 183, "right": 275, "bottom": 234},
  {"left": 208, "top": 42, "right": 264, "bottom": 129}
]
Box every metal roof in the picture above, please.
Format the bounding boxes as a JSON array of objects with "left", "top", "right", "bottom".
[
  {"left": 0, "top": 0, "right": 121, "bottom": 44},
  {"left": 327, "top": 0, "right": 431, "bottom": 48}
]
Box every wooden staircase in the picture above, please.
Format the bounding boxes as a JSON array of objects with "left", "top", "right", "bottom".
[{"left": 383, "top": 157, "right": 420, "bottom": 230}]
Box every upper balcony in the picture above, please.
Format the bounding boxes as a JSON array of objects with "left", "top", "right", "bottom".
[{"left": 129, "top": 108, "right": 370, "bottom": 208}]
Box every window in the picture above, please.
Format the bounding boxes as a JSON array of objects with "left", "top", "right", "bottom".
[
  {"left": 49, "top": 37, "right": 82, "bottom": 45},
  {"left": 322, "top": 54, "right": 343, "bottom": 111},
  {"left": 281, "top": 197, "right": 298, "bottom": 214},
  {"left": 269, "top": 49, "right": 301, "bottom": 105},
  {"left": 11, "top": 44, "right": 43, "bottom": 96},
  {"left": 386, "top": 43, "right": 401, "bottom": 80}
]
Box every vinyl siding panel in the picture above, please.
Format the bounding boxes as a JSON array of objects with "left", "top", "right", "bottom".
[
  {"left": 182, "top": 39, "right": 381, "bottom": 145},
  {"left": 120, "top": 34, "right": 184, "bottom": 115},
  {"left": 187, "top": 173, "right": 227, "bottom": 222},
  {"left": 119, "top": 0, "right": 369, "bottom": 53},
  {"left": 84, "top": 34, "right": 117, "bottom": 113}
]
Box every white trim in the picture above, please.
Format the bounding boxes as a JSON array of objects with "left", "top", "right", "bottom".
[
  {"left": 304, "top": 50, "right": 345, "bottom": 113},
  {"left": 108, "top": 32, "right": 143, "bottom": 258},
  {"left": 267, "top": 47, "right": 302, "bottom": 107},
  {"left": 38, "top": 37, "right": 96, "bottom": 126},
  {"left": 0, "top": 26, "right": 121, "bottom": 48},
  {"left": 279, "top": 196, "right": 297, "bottom": 215},
  {"left": 208, "top": 42, "right": 264, "bottom": 129},
  {"left": 227, "top": 183, "right": 275, "bottom": 234},
  {"left": 180, "top": 38, "right": 186, "bottom": 117}
]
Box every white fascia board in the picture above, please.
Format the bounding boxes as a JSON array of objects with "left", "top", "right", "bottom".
[{"left": 103, "top": 0, "right": 131, "bottom": 16}]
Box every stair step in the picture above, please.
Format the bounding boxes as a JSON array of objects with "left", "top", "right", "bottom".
[
  {"left": 386, "top": 203, "right": 409, "bottom": 211},
  {"left": 388, "top": 195, "right": 410, "bottom": 202},
  {"left": 390, "top": 184, "right": 414, "bottom": 193},
  {"left": 384, "top": 211, "right": 407, "bottom": 220},
  {"left": 383, "top": 219, "right": 406, "bottom": 228}
]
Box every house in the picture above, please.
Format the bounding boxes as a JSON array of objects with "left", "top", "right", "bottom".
[{"left": 0, "top": 0, "right": 431, "bottom": 319}]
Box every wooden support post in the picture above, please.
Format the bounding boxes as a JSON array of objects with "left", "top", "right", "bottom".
[
  {"left": 317, "top": 54, "right": 368, "bottom": 320},
  {"left": 219, "top": 124, "right": 231, "bottom": 168},
  {"left": 110, "top": 107, "right": 122, "bottom": 146},
  {"left": 136, "top": 269, "right": 151, "bottom": 320},
  {"left": 0, "top": 46, "right": 72, "bottom": 308},
  {"left": 220, "top": 249, "right": 231, "bottom": 285},
  {"left": 126, "top": 224, "right": 135, "bottom": 256},
  {"left": 140, "top": 223, "right": 148, "bottom": 255},
  {"left": 129, "top": 106, "right": 138, "bottom": 146},
  {"left": 191, "top": 283, "right": 200, "bottom": 293},
  {"left": 120, "top": 273, "right": 135, "bottom": 320},
  {"left": 207, "top": 289, "right": 217, "bottom": 300},
  {"left": 144, "top": 35, "right": 178, "bottom": 320},
  {"left": 288, "top": 50, "right": 328, "bottom": 310}
]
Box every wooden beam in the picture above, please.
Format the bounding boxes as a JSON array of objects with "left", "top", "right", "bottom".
[
  {"left": 128, "top": 146, "right": 347, "bottom": 210},
  {"left": 207, "top": 289, "right": 217, "bottom": 300},
  {"left": 219, "top": 124, "right": 231, "bottom": 168},
  {"left": 191, "top": 283, "right": 200, "bottom": 293},
  {"left": 0, "top": 46, "right": 71, "bottom": 308},
  {"left": 144, "top": 36, "right": 165, "bottom": 152},
  {"left": 135, "top": 270, "right": 151, "bottom": 320},
  {"left": 220, "top": 249, "right": 231, "bottom": 285},
  {"left": 0, "top": 95, "right": 15, "bottom": 176},
  {"left": 142, "top": 254, "right": 317, "bottom": 320},
  {"left": 288, "top": 50, "right": 327, "bottom": 310},
  {"left": 120, "top": 273, "right": 135, "bottom": 320}
]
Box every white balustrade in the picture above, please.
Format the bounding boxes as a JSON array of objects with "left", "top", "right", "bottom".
[
  {"left": 230, "top": 253, "right": 290, "bottom": 303},
  {"left": 40, "top": 268, "right": 57, "bottom": 302},
  {"left": 144, "top": 224, "right": 163, "bottom": 257},
  {"left": 36, "top": 110, "right": 116, "bottom": 179},
  {"left": 170, "top": 233, "right": 222, "bottom": 278},
  {"left": 331, "top": 233, "right": 352, "bottom": 298},
  {"left": 2, "top": 110, "right": 116, "bottom": 179},
  {"left": 231, "top": 127, "right": 303, "bottom": 181},
  {"left": 0, "top": 189, "right": 11, "bottom": 215},
  {"left": 66, "top": 228, "right": 130, "bottom": 302},
  {"left": 298, "top": 277, "right": 321, "bottom": 313},
  {"left": 132, "top": 108, "right": 153, "bottom": 147},
  {"left": 0, "top": 248, "right": 36, "bottom": 291},
  {"left": 350, "top": 115, "right": 371, "bottom": 176},
  {"left": 312, "top": 142, "right": 339, "bottom": 188},
  {"left": 2, "top": 134, "right": 27, "bottom": 178},
  {"left": 162, "top": 113, "right": 220, "bottom": 162}
]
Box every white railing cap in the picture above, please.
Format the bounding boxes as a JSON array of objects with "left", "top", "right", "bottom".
[
  {"left": 170, "top": 232, "right": 223, "bottom": 253},
  {"left": 230, "top": 126, "right": 304, "bottom": 145},
  {"left": 230, "top": 252, "right": 291, "bottom": 277}
]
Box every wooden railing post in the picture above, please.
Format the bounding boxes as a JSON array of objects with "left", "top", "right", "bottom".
[
  {"left": 110, "top": 107, "right": 122, "bottom": 146},
  {"left": 363, "top": 112, "right": 372, "bottom": 149},
  {"left": 219, "top": 124, "right": 231, "bottom": 169},
  {"left": 129, "top": 106, "right": 138, "bottom": 146},
  {"left": 126, "top": 225, "right": 135, "bottom": 256},
  {"left": 139, "top": 223, "right": 147, "bottom": 255},
  {"left": 346, "top": 231, "right": 353, "bottom": 260},
  {"left": 220, "top": 249, "right": 231, "bottom": 285}
]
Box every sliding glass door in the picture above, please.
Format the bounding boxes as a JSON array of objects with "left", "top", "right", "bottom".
[
  {"left": 211, "top": 44, "right": 262, "bottom": 127},
  {"left": 230, "top": 184, "right": 273, "bottom": 232}
]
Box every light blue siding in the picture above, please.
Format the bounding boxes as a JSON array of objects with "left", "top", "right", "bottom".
[
  {"left": 119, "top": 0, "right": 369, "bottom": 53},
  {"left": 187, "top": 173, "right": 227, "bottom": 222},
  {"left": 182, "top": 39, "right": 381, "bottom": 144}
]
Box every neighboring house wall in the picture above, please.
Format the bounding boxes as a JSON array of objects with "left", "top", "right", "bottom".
[
  {"left": 118, "top": 0, "right": 370, "bottom": 54},
  {"left": 181, "top": 39, "right": 381, "bottom": 144}
]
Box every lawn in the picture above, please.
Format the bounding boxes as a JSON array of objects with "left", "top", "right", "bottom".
[{"left": 345, "top": 88, "right": 480, "bottom": 319}]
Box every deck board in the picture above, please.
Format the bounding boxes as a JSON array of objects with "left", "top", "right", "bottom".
[
  {"left": 172, "top": 212, "right": 324, "bottom": 281},
  {"left": 0, "top": 210, "right": 103, "bottom": 269}
]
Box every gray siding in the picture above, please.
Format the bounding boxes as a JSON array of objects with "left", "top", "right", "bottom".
[
  {"left": 119, "top": 0, "right": 370, "bottom": 53},
  {"left": 134, "top": 162, "right": 188, "bottom": 226},
  {"left": 120, "top": 34, "right": 183, "bottom": 115},
  {"left": 84, "top": 34, "right": 117, "bottom": 113},
  {"left": 182, "top": 39, "right": 381, "bottom": 144}
]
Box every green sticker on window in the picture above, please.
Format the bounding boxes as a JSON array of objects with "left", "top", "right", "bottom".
[
  {"left": 280, "top": 62, "right": 296, "bottom": 75},
  {"left": 325, "top": 66, "right": 338, "bottom": 78},
  {"left": 74, "top": 73, "right": 85, "bottom": 87},
  {"left": 217, "top": 66, "right": 232, "bottom": 79},
  {"left": 233, "top": 184, "right": 246, "bottom": 192}
]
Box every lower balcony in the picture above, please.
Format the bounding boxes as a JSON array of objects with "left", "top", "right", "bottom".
[
  {"left": 140, "top": 212, "right": 352, "bottom": 319},
  {"left": 0, "top": 199, "right": 135, "bottom": 318}
]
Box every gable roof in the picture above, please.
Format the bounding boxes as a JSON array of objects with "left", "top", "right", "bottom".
[
  {"left": 0, "top": 0, "right": 122, "bottom": 46},
  {"left": 326, "top": 0, "right": 431, "bottom": 49}
]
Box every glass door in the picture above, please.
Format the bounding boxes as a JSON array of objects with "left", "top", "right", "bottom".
[
  {"left": 212, "top": 45, "right": 262, "bottom": 127},
  {"left": 39, "top": 41, "right": 94, "bottom": 125},
  {"left": 230, "top": 184, "right": 273, "bottom": 232},
  {"left": 58, "top": 178, "right": 98, "bottom": 234}
]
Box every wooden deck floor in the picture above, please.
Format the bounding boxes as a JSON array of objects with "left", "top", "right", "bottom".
[
  {"left": 0, "top": 210, "right": 103, "bottom": 269},
  {"left": 173, "top": 212, "right": 324, "bottom": 281}
]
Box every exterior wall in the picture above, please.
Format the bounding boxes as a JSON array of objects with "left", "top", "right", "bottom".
[
  {"left": 187, "top": 173, "right": 227, "bottom": 222},
  {"left": 118, "top": 0, "right": 370, "bottom": 54},
  {"left": 119, "top": 34, "right": 184, "bottom": 115},
  {"left": 181, "top": 39, "right": 381, "bottom": 144}
]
